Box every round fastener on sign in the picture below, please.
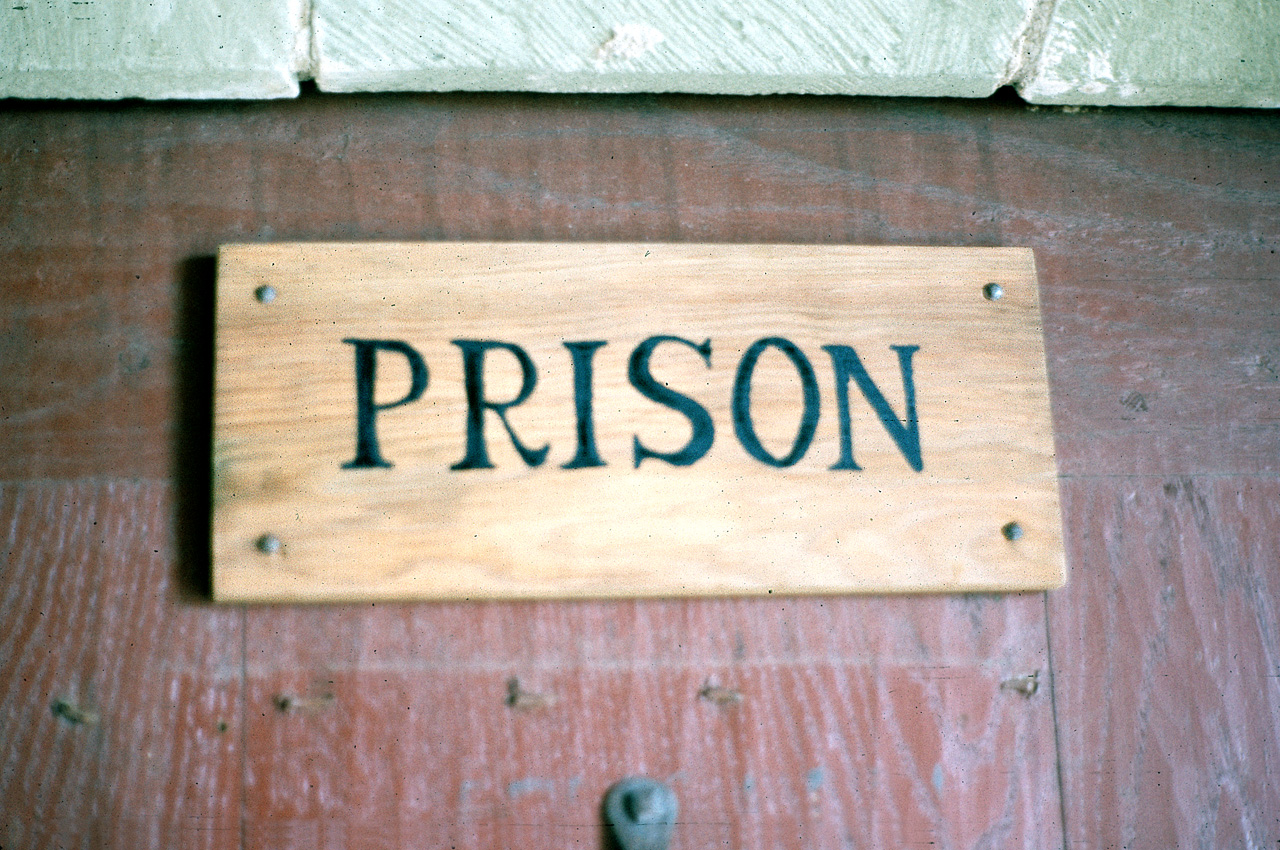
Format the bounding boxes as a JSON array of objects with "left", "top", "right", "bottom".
[
  {"left": 256, "top": 533, "right": 282, "bottom": 554},
  {"left": 255, "top": 285, "right": 277, "bottom": 304},
  {"left": 983, "top": 282, "right": 1004, "bottom": 301},
  {"left": 1002, "top": 521, "right": 1023, "bottom": 541}
]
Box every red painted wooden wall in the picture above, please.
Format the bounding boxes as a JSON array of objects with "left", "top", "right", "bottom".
[{"left": 1, "top": 92, "right": 1277, "bottom": 849}]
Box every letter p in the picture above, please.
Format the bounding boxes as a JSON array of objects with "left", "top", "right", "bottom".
[{"left": 342, "top": 338, "right": 429, "bottom": 469}]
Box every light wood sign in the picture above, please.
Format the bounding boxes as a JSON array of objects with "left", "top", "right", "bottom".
[{"left": 213, "top": 243, "right": 1065, "bottom": 602}]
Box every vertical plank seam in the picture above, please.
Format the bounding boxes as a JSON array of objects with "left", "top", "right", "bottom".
[
  {"left": 239, "top": 605, "right": 248, "bottom": 850},
  {"left": 1042, "top": 590, "right": 1069, "bottom": 850}
]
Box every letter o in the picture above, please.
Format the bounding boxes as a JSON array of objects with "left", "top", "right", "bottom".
[{"left": 732, "top": 337, "right": 820, "bottom": 467}]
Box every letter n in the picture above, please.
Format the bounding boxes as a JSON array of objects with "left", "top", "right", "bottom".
[{"left": 822, "top": 345, "right": 922, "bottom": 472}]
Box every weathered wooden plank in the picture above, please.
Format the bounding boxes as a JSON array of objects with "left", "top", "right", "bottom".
[
  {"left": 239, "top": 587, "right": 1057, "bottom": 848},
  {"left": 1052, "top": 476, "right": 1280, "bottom": 848},
  {"left": 245, "top": 592, "right": 1053, "bottom": 677},
  {"left": 213, "top": 242, "right": 1062, "bottom": 601},
  {"left": 0, "top": 482, "right": 243, "bottom": 849},
  {"left": 1041, "top": 260, "right": 1280, "bottom": 477},
  {"left": 242, "top": 662, "right": 1058, "bottom": 849}
]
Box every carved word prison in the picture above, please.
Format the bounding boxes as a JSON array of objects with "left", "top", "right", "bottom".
[{"left": 342, "top": 336, "right": 922, "bottom": 472}]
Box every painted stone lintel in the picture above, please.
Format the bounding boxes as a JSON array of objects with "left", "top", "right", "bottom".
[
  {"left": 0, "top": 0, "right": 301, "bottom": 100},
  {"left": 1016, "top": 0, "right": 1280, "bottom": 108},
  {"left": 1, "top": 0, "right": 1277, "bottom": 107}
]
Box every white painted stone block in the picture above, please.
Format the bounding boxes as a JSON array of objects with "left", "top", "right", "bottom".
[
  {"left": 1019, "top": 0, "right": 1280, "bottom": 107},
  {"left": 4, "top": 0, "right": 1276, "bottom": 105},
  {"left": 0, "top": 0, "right": 301, "bottom": 99},
  {"left": 313, "top": 0, "right": 1040, "bottom": 97}
]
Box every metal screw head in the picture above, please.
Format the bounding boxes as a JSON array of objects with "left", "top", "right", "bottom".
[
  {"left": 256, "top": 533, "right": 282, "bottom": 554},
  {"left": 983, "top": 282, "right": 1004, "bottom": 301},
  {"left": 254, "top": 285, "right": 277, "bottom": 304},
  {"left": 1002, "top": 521, "right": 1024, "bottom": 541},
  {"left": 605, "top": 777, "right": 677, "bottom": 850}
]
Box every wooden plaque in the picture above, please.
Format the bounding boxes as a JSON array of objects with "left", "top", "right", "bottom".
[{"left": 213, "top": 243, "right": 1064, "bottom": 602}]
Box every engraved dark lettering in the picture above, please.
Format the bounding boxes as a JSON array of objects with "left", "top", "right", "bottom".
[
  {"left": 451, "top": 340, "right": 549, "bottom": 470},
  {"left": 628, "top": 335, "right": 715, "bottom": 468},
  {"left": 342, "top": 338, "right": 429, "bottom": 469},
  {"left": 823, "top": 344, "right": 922, "bottom": 471},
  {"left": 561, "top": 340, "right": 608, "bottom": 469},
  {"left": 340, "top": 334, "right": 925, "bottom": 474},
  {"left": 732, "top": 337, "right": 820, "bottom": 467}
]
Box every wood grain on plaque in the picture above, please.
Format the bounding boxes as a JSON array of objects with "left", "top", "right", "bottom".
[{"left": 212, "top": 242, "right": 1062, "bottom": 601}]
